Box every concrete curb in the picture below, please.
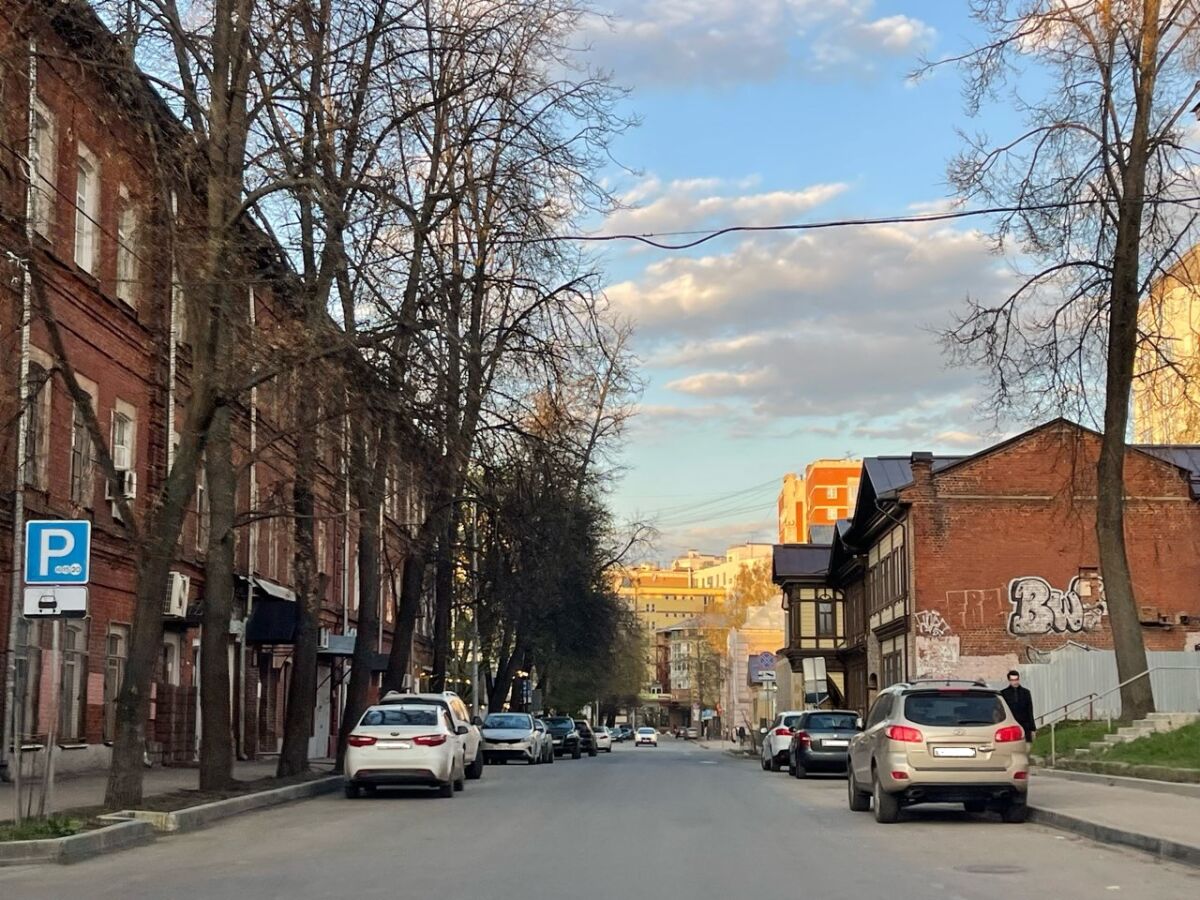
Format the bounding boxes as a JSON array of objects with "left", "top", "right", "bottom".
[
  {"left": 0, "top": 820, "right": 155, "bottom": 867},
  {"left": 1033, "top": 767, "right": 1200, "bottom": 800},
  {"left": 1028, "top": 806, "right": 1200, "bottom": 870},
  {"left": 0, "top": 775, "right": 341, "bottom": 866}
]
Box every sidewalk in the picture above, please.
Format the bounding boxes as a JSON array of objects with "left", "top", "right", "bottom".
[
  {"left": 1029, "top": 768, "right": 1200, "bottom": 868},
  {"left": 1, "top": 758, "right": 335, "bottom": 817}
]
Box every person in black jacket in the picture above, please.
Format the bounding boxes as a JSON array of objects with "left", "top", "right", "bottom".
[{"left": 1000, "top": 669, "right": 1037, "bottom": 741}]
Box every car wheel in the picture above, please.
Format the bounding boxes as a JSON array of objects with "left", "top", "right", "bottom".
[
  {"left": 572, "top": 746, "right": 582, "bottom": 760},
  {"left": 847, "top": 767, "right": 870, "bottom": 812},
  {"left": 528, "top": 753, "right": 538, "bottom": 765},
  {"left": 963, "top": 800, "right": 986, "bottom": 814},
  {"left": 589, "top": 747, "right": 598, "bottom": 757},
  {"left": 467, "top": 752, "right": 484, "bottom": 780},
  {"left": 769, "top": 753, "right": 781, "bottom": 773},
  {"left": 793, "top": 759, "right": 807, "bottom": 779},
  {"left": 454, "top": 773, "right": 465, "bottom": 792},
  {"left": 439, "top": 780, "right": 455, "bottom": 798},
  {"left": 1000, "top": 799, "right": 1028, "bottom": 823},
  {"left": 606, "top": 747, "right": 613, "bottom": 753},
  {"left": 760, "top": 755, "right": 769, "bottom": 771},
  {"left": 872, "top": 770, "right": 900, "bottom": 824},
  {"left": 548, "top": 750, "right": 555, "bottom": 764},
  {"left": 344, "top": 781, "right": 360, "bottom": 799}
]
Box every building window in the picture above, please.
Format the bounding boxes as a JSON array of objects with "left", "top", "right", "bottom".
[
  {"left": 116, "top": 188, "right": 138, "bottom": 305},
  {"left": 69, "top": 394, "right": 95, "bottom": 506},
  {"left": 826, "top": 486, "right": 838, "bottom": 499},
  {"left": 172, "top": 265, "right": 188, "bottom": 345},
  {"left": 817, "top": 600, "right": 835, "bottom": 637},
  {"left": 196, "top": 455, "right": 210, "bottom": 551},
  {"left": 104, "top": 625, "right": 129, "bottom": 741},
  {"left": 14, "top": 620, "right": 41, "bottom": 741},
  {"left": 111, "top": 407, "right": 134, "bottom": 471},
  {"left": 881, "top": 636, "right": 905, "bottom": 689},
  {"left": 60, "top": 621, "right": 89, "bottom": 742},
  {"left": 31, "top": 102, "right": 56, "bottom": 238},
  {"left": 23, "top": 359, "right": 52, "bottom": 489},
  {"left": 161, "top": 633, "right": 181, "bottom": 686},
  {"left": 74, "top": 143, "right": 100, "bottom": 274}
]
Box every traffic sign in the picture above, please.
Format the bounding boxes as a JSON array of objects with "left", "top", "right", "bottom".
[
  {"left": 24, "top": 520, "right": 91, "bottom": 585},
  {"left": 23, "top": 585, "right": 88, "bottom": 618}
]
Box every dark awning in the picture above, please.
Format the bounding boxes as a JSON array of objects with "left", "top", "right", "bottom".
[{"left": 245, "top": 597, "right": 298, "bottom": 644}]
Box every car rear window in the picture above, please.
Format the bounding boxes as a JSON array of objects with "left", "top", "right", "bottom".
[
  {"left": 546, "top": 717, "right": 573, "bottom": 727},
  {"left": 782, "top": 715, "right": 803, "bottom": 728},
  {"left": 903, "top": 691, "right": 1006, "bottom": 727},
  {"left": 360, "top": 708, "right": 438, "bottom": 727},
  {"left": 805, "top": 713, "right": 858, "bottom": 730},
  {"left": 638, "top": 727, "right": 655, "bottom": 734}
]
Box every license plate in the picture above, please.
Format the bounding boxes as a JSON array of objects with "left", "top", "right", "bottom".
[
  {"left": 823, "top": 740, "right": 849, "bottom": 748},
  {"left": 933, "top": 746, "right": 976, "bottom": 758},
  {"left": 378, "top": 740, "right": 411, "bottom": 750}
]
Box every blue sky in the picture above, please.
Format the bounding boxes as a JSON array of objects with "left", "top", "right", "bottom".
[{"left": 582, "top": 1, "right": 1026, "bottom": 560}]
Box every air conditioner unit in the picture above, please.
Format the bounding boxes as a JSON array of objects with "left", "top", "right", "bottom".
[
  {"left": 164, "top": 572, "right": 190, "bottom": 618},
  {"left": 317, "top": 626, "right": 331, "bottom": 650},
  {"left": 105, "top": 469, "right": 137, "bottom": 500}
]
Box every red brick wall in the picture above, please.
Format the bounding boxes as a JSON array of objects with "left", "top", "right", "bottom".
[{"left": 902, "top": 423, "right": 1200, "bottom": 680}]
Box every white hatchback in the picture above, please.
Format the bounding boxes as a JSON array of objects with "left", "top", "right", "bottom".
[
  {"left": 635, "top": 727, "right": 658, "bottom": 747},
  {"left": 594, "top": 727, "right": 613, "bottom": 753},
  {"left": 344, "top": 704, "right": 467, "bottom": 798}
]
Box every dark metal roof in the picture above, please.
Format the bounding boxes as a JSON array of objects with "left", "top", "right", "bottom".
[
  {"left": 863, "top": 455, "right": 967, "bottom": 497},
  {"left": 1135, "top": 445, "right": 1200, "bottom": 479},
  {"left": 807, "top": 525, "right": 836, "bottom": 544},
  {"left": 772, "top": 543, "right": 832, "bottom": 583}
]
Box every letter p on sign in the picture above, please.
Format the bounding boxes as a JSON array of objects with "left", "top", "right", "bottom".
[{"left": 25, "top": 519, "right": 91, "bottom": 585}]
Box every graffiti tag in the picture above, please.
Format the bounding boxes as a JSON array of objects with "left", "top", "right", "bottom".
[
  {"left": 1007, "top": 576, "right": 1107, "bottom": 636},
  {"left": 915, "top": 610, "right": 952, "bottom": 637}
]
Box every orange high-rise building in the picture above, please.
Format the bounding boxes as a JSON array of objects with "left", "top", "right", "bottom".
[{"left": 777, "top": 459, "right": 862, "bottom": 542}]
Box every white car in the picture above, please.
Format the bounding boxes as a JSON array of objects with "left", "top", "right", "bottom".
[
  {"left": 480, "top": 712, "right": 541, "bottom": 764},
  {"left": 380, "top": 691, "right": 484, "bottom": 780},
  {"left": 344, "top": 703, "right": 467, "bottom": 798},
  {"left": 635, "top": 726, "right": 658, "bottom": 747},
  {"left": 594, "top": 726, "right": 613, "bottom": 753},
  {"left": 761, "top": 711, "right": 806, "bottom": 772}
]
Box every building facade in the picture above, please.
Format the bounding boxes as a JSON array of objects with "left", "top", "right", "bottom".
[
  {"left": 1134, "top": 245, "right": 1200, "bottom": 443},
  {"left": 777, "top": 459, "right": 862, "bottom": 543}
]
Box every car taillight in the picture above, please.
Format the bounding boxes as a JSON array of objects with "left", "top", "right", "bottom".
[
  {"left": 412, "top": 734, "right": 447, "bottom": 746},
  {"left": 794, "top": 731, "right": 811, "bottom": 747},
  {"left": 1014, "top": 771, "right": 1028, "bottom": 780},
  {"left": 774, "top": 727, "right": 792, "bottom": 736},
  {"left": 347, "top": 734, "right": 376, "bottom": 747},
  {"left": 995, "top": 725, "right": 1025, "bottom": 743},
  {"left": 885, "top": 725, "right": 923, "bottom": 743}
]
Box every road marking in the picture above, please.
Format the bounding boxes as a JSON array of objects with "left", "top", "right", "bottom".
[{"left": 698, "top": 760, "right": 718, "bottom": 765}]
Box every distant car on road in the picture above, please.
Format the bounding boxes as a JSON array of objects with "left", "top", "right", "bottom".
[
  {"left": 787, "top": 710, "right": 861, "bottom": 777},
  {"left": 635, "top": 726, "right": 658, "bottom": 747},
  {"left": 593, "top": 726, "right": 614, "bottom": 752},
  {"left": 616, "top": 725, "right": 633, "bottom": 742},
  {"left": 544, "top": 716, "right": 582, "bottom": 758},
  {"left": 380, "top": 691, "right": 483, "bottom": 780},
  {"left": 480, "top": 712, "right": 541, "bottom": 765},
  {"left": 760, "top": 710, "right": 806, "bottom": 772},
  {"left": 575, "top": 719, "right": 599, "bottom": 757},
  {"left": 847, "top": 679, "right": 1030, "bottom": 824},
  {"left": 344, "top": 703, "right": 467, "bottom": 799},
  {"left": 533, "top": 719, "right": 555, "bottom": 763},
  {"left": 686, "top": 727, "right": 699, "bottom": 740}
]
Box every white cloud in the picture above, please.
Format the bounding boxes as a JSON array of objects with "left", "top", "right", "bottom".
[{"left": 582, "top": 0, "right": 936, "bottom": 88}]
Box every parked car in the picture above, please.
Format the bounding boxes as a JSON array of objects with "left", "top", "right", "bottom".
[
  {"left": 344, "top": 703, "right": 467, "bottom": 798},
  {"left": 379, "top": 691, "right": 484, "bottom": 780},
  {"left": 544, "top": 716, "right": 582, "bottom": 758},
  {"left": 575, "top": 719, "right": 599, "bottom": 757},
  {"left": 616, "top": 725, "right": 633, "bottom": 742},
  {"left": 593, "top": 726, "right": 614, "bottom": 753},
  {"left": 788, "top": 710, "right": 862, "bottom": 777},
  {"left": 635, "top": 726, "right": 658, "bottom": 747},
  {"left": 686, "top": 727, "right": 699, "bottom": 740},
  {"left": 847, "top": 679, "right": 1030, "bottom": 824},
  {"left": 760, "top": 710, "right": 806, "bottom": 772},
  {"left": 480, "top": 712, "right": 541, "bottom": 765},
  {"left": 533, "top": 719, "right": 555, "bottom": 763}
]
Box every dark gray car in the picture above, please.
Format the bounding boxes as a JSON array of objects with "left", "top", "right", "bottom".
[{"left": 788, "top": 710, "right": 861, "bottom": 777}]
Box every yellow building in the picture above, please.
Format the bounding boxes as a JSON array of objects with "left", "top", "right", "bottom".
[
  {"left": 692, "top": 543, "right": 774, "bottom": 591},
  {"left": 1135, "top": 246, "right": 1200, "bottom": 443},
  {"left": 616, "top": 565, "right": 721, "bottom": 690},
  {"left": 777, "top": 459, "right": 862, "bottom": 542}
]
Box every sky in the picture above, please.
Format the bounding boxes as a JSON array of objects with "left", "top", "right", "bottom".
[{"left": 579, "top": 1, "right": 1030, "bottom": 562}]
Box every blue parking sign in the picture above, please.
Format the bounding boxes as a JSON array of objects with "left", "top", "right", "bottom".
[{"left": 25, "top": 520, "right": 91, "bottom": 585}]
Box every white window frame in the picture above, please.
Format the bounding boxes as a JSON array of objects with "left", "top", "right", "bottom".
[
  {"left": 116, "top": 185, "right": 138, "bottom": 305},
  {"left": 74, "top": 142, "right": 100, "bottom": 274},
  {"left": 110, "top": 399, "right": 136, "bottom": 473},
  {"left": 30, "top": 101, "right": 56, "bottom": 238},
  {"left": 161, "top": 632, "right": 182, "bottom": 686}
]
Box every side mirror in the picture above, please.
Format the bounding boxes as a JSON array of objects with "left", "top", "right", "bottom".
[
  {"left": 456, "top": 724, "right": 470, "bottom": 736},
  {"left": 471, "top": 716, "right": 483, "bottom": 727}
]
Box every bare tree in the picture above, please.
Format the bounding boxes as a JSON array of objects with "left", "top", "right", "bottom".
[{"left": 937, "top": 1, "right": 1200, "bottom": 719}]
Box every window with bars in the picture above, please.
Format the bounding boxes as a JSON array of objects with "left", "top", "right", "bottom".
[
  {"left": 31, "top": 103, "right": 56, "bottom": 238},
  {"left": 74, "top": 144, "right": 99, "bottom": 274},
  {"left": 70, "top": 397, "right": 95, "bottom": 506}
]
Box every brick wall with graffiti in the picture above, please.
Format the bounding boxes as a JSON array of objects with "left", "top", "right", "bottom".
[{"left": 900, "top": 422, "right": 1200, "bottom": 681}]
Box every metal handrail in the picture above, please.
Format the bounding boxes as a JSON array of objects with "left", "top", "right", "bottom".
[{"left": 1036, "top": 665, "right": 1200, "bottom": 766}]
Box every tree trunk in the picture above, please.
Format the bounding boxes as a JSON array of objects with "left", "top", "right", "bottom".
[
  {"left": 278, "top": 424, "right": 320, "bottom": 776},
  {"left": 381, "top": 552, "right": 423, "bottom": 694},
  {"left": 430, "top": 510, "right": 456, "bottom": 693},
  {"left": 199, "top": 404, "right": 235, "bottom": 791}
]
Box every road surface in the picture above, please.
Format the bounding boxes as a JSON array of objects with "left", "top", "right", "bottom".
[{"left": 1, "top": 740, "right": 1195, "bottom": 899}]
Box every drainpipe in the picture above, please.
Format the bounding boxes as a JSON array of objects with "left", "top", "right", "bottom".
[
  {"left": 240, "top": 285, "right": 257, "bottom": 758},
  {"left": 3, "top": 36, "right": 37, "bottom": 788}
]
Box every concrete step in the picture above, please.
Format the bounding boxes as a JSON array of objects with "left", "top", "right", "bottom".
[
  {"left": 1087, "top": 741, "right": 1113, "bottom": 753},
  {"left": 1103, "top": 733, "right": 1133, "bottom": 744},
  {"left": 1118, "top": 726, "right": 1156, "bottom": 739}
]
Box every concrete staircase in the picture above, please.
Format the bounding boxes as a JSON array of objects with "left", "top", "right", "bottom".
[{"left": 1077, "top": 712, "right": 1200, "bottom": 756}]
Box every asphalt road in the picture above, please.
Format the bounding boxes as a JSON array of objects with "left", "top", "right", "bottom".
[{"left": 2, "top": 741, "right": 1197, "bottom": 899}]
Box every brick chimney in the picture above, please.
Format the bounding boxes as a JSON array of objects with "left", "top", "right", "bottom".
[{"left": 909, "top": 451, "right": 934, "bottom": 494}]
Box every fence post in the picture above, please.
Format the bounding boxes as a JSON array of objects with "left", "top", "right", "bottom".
[{"left": 1050, "top": 721, "right": 1056, "bottom": 768}]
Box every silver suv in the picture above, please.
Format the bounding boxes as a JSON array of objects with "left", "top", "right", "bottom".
[{"left": 847, "top": 679, "right": 1029, "bottom": 823}]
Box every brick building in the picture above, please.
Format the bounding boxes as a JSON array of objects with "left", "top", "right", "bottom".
[
  {"left": 776, "top": 419, "right": 1200, "bottom": 715},
  {"left": 0, "top": 2, "right": 432, "bottom": 776}
]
